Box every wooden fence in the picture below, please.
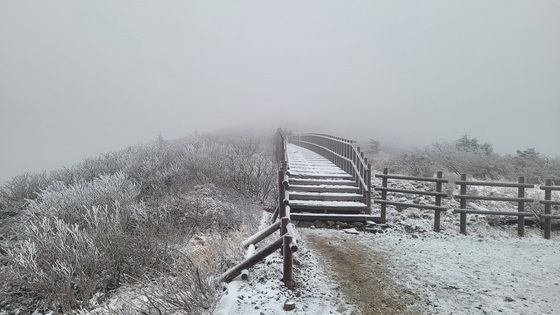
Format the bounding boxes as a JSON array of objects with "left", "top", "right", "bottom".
[
  {"left": 453, "top": 174, "right": 535, "bottom": 236},
  {"left": 374, "top": 168, "right": 448, "bottom": 231},
  {"left": 372, "top": 168, "right": 559, "bottom": 238},
  {"left": 291, "top": 133, "right": 372, "bottom": 211}
]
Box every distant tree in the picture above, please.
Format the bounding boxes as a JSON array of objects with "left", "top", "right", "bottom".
[
  {"left": 516, "top": 147, "right": 539, "bottom": 159},
  {"left": 368, "top": 139, "right": 380, "bottom": 155},
  {"left": 455, "top": 134, "right": 493, "bottom": 156}
]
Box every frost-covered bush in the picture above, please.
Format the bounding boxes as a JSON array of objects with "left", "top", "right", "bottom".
[
  {"left": 0, "top": 172, "right": 51, "bottom": 217},
  {"left": 381, "top": 139, "right": 560, "bottom": 183},
  {"left": 26, "top": 172, "right": 140, "bottom": 224},
  {"left": 0, "top": 133, "right": 271, "bottom": 313},
  {"left": 1, "top": 175, "right": 171, "bottom": 312}
]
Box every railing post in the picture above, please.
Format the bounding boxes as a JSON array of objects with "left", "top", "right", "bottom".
[
  {"left": 381, "top": 168, "right": 388, "bottom": 223},
  {"left": 278, "top": 169, "right": 286, "bottom": 220},
  {"left": 281, "top": 217, "right": 289, "bottom": 236},
  {"left": 283, "top": 234, "right": 294, "bottom": 289},
  {"left": 544, "top": 179, "right": 552, "bottom": 239},
  {"left": 357, "top": 147, "right": 362, "bottom": 194},
  {"left": 366, "top": 162, "right": 372, "bottom": 214},
  {"left": 517, "top": 176, "right": 525, "bottom": 237},
  {"left": 459, "top": 174, "right": 467, "bottom": 235},
  {"left": 434, "top": 171, "right": 443, "bottom": 232}
]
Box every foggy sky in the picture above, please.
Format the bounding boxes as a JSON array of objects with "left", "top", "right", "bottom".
[{"left": 1, "top": 1, "right": 559, "bottom": 183}]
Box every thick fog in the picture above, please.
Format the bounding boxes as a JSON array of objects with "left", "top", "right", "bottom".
[{"left": 1, "top": 1, "right": 559, "bottom": 183}]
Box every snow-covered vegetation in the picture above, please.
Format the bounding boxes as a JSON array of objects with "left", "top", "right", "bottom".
[
  {"left": 0, "top": 133, "right": 276, "bottom": 313},
  {"left": 367, "top": 135, "right": 560, "bottom": 183}
]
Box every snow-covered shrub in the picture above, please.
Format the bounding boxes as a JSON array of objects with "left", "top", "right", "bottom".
[
  {"left": 0, "top": 172, "right": 51, "bottom": 217},
  {"left": 3, "top": 201, "right": 171, "bottom": 312},
  {"left": 26, "top": 172, "right": 140, "bottom": 223}
]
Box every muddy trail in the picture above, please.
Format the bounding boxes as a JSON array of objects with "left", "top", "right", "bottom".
[{"left": 301, "top": 229, "right": 426, "bottom": 315}]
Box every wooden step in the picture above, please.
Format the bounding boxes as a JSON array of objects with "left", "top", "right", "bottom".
[
  {"left": 289, "top": 184, "right": 361, "bottom": 193},
  {"left": 289, "top": 200, "right": 368, "bottom": 214},
  {"left": 289, "top": 178, "right": 357, "bottom": 186},
  {"left": 288, "top": 173, "right": 353, "bottom": 180},
  {"left": 289, "top": 192, "right": 365, "bottom": 202},
  {"left": 291, "top": 213, "right": 381, "bottom": 223}
]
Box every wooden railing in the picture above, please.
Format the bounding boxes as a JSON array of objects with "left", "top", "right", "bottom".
[
  {"left": 289, "top": 133, "right": 372, "bottom": 211},
  {"left": 453, "top": 174, "right": 535, "bottom": 236},
  {"left": 374, "top": 168, "right": 448, "bottom": 231}
]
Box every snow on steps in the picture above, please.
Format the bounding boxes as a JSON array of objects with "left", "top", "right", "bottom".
[
  {"left": 289, "top": 184, "right": 361, "bottom": 193},
  {"left": 289, "top": 191, "right": 365, "bottom": 202}
]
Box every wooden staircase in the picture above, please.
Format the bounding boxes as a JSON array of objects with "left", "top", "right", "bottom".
[{"left": 286, "top": 143, "right": 378, "bottom": 222}]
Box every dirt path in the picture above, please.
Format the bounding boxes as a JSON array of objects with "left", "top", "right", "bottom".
[{"left": 301, "top": 228, "right": 426, "bottom": 315}]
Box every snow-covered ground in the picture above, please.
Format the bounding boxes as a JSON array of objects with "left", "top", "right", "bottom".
[{"left": 306, "top": 226, "right": 560, "bottom": 315}]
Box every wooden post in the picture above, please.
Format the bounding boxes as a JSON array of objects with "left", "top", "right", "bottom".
[
  {"left": 518, "top": 176, "right": 525, "bottom": 237},
  {"left": 283, "top": 234, "right": 294, "bottom": 289},
  {"left": 434, "top": 171, "right": 443, "bottom": 232},
  {"left": 366, "top": 160, "right": 372, "bottom": 214},
  {"left": 544, "top": 179, "right": 552, "bottom": 239},
  {"left": 459, "top": 174, "right": 467, "bottom": 235},
  {"left": 281, "top": 217, "right": 289, "bottom": 236},
  {"left": 278, "top": 170, "right": 286, "bottom": 219},
  {"left": 381, "top": 168, "right": 388, "bottom": 223}
]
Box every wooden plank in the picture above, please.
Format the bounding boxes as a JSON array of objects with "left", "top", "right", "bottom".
[
  {"left": 373, "top": 199, "right": 448, "bottom": 211},
  {"left": 290, "top": 213, "right": 381, "bottom": 222},
  {"left": 289, "top": 185, "right": 360, "bottom": 193},
  {"left": 455, "top": 180, "right": 534, "bottom": 188},
  {"left": 539, "top": 200, "right": 560, "bottom": 206},
  {"left": 453, "top": 209, "right": 533, "bottom": 216},
  {"left": 375, "top": 173, "right": 448, "bottom": 183},
  {"left": 374, "top": 187, "right": 448, "bottom": 197},
  {"left": 540, "top": 186, "right": 560, "bottom": 191},
  {"left": 289, "top": 193, "right": 365, "bottom": 202},
  {"left": 289, "top": 173, "right": 353, "bottom": 180},
  {"left": 220, "top": 237, "right": 283, "bottom": 283},
  {"left": 289, "top": 179, "right": 358, "bottom": 186},
  {"left": 289, "top": 205, "right": 365, "bottom": 213},
  {"left": 541, "top": 214, "right": 560, "bottom": 219},
  {"left": 453, "top": 195, "right": 534, "bottom": 203}
]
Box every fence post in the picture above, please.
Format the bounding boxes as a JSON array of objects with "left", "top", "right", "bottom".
[
  {"left": 283, "top": 234, "right": 294, "bottom": 289},
  {"left": 518, "top": 176, "right": 525, "bottom": 237},
  {"left": 459, "top": 174, "right": 467, "bottom": 235},
  {"left": 434, "top": 171, "right": 443, "bottom": 232},
  {"left": 544, "top": 179, "right": 552, "bottom": 239},
  {"left": 381, "top": 168, "right": 388, "bottom": 223}
]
